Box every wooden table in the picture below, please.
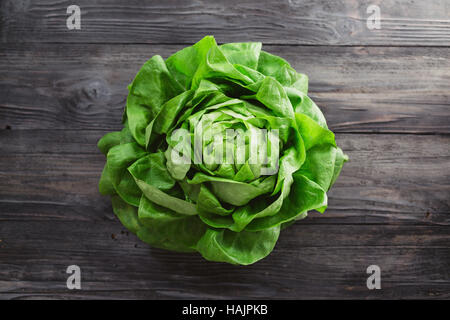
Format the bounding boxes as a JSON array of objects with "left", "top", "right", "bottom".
[{"left": 0, "top": 0, "right": 449, "bottom": 299}]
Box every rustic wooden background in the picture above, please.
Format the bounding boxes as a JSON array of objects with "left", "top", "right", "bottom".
[{"left": 0, "top": 0, "right": 449, "bottom": 299}]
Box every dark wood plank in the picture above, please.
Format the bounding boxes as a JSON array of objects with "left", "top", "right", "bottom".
[
  {"left": 1, "top": 0, "right": 450, "bottom": 45},
  {"left": 1, "top": 44, "right": 449, "bottom": 133},
  {"left": 1, "top": 130, "right": 449, "bottom": 225},
  {"left": 0, "top": 129, "right": 449, "bottom": 299},
  {"left": 0, "top": 221, "right": 448, "bottom": 299}
]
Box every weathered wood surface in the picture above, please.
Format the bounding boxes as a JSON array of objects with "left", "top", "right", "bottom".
[
  {"left": 0, "top": 130, "right": 449, "bottom": 226},
  {"left": 0, "top": 130, "right": 449, "bottom": 299},
  {"left": 1, "top": 44, "right": 449, "bottom": 133},
  {"left": 0, "top": 0, "right": 449, "bottom": 300},
  {"left": 0, "top": 222, "right": 449, "bottom": 299},
  {"left": 1, "top": 0, "right": 450, "bottom": 46}
]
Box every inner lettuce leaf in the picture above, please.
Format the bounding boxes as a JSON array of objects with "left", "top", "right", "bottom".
[{"left": 98, "top": 36, "right": 348, "bottom": 265}]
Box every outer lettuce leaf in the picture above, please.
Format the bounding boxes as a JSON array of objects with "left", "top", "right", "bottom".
[
  {"left": 196, "top": 226, "right": 280, "bottom": 265},
  {"left": 111, "top": 195, "right": 141, "bottom": 234},
  {"left": 106, "top": 142, "right": 147, "bottom": 207},
  {"left": 137, "top": 196, "right": 206, "bottom": 252},
  {"left": 126, "top": 55, "right": 184, "bottom": 146}
]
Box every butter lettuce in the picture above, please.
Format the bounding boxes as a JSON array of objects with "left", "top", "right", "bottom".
[{"left": 98, "top": 36, "right": 347, "bottom": 265}]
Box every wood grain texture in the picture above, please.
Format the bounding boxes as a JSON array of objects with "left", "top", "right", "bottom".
[
  {"left": 1, "top": 44, "right": 449, "bottom": 133},
  {"left": 0, "top": 221, "right": 449, "bottom": 299},
  {"left": 0, "top": 130, "right": 449, "bottom": 225},
  {"left": 1, "top": 0, "right": 449, "bottom": 301},
  {"left": 0, "top": 130, "right": 448, "bottom": 298},
  {"left": 1, "top": 0, "right": 450, "bottom": 46}
]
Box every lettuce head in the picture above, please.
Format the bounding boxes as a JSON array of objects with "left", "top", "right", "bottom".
[{"left": 98, "top": 36, "right": 348, "bottom": 265}]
